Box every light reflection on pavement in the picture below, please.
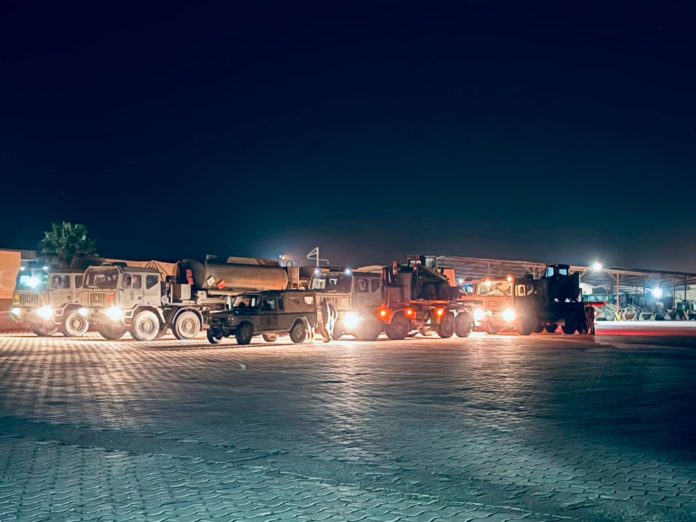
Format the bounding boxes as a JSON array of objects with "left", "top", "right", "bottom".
[{"left": 0, "top": 332, "right": 694, "bottom": 521}]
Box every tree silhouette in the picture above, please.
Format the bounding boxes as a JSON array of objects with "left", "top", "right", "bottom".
[{"left": 40, "top": 222, "right": 98, "bottom": 267}]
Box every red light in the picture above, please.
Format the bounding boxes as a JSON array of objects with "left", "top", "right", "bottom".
[
  {"left": 379, "top": 308, "right": 388, "bottom": 318},
  {"left": 405, "top": 308, "right": 414, "bottom": 317},
  {"left": 436, "top": 308, "right": 444, "bottom": 317}
]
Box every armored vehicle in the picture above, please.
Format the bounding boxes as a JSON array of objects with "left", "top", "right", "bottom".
[
  {"left": 206, "top": 290, "right": 318, "bottom": 345},
  {"left": 10, "top": 266, "right": 90, "bottom": 337}
]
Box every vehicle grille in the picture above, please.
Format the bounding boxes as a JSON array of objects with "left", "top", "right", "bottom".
[
  {"left": 485, "top": 298, "right": 505, "bottom": 311},
  {"left": 320, "top": 294, "right": 351, "bottom": 312},
  {"left": 89, "top": 293, "right": 107, "bottom": 306},
  {"left": 18, "top": 293, "right": 39, "bottom": 306}
]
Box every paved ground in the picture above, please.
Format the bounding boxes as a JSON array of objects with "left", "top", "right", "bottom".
[{"left": 0, "top": 333, "right": 694, "bottom": 521}]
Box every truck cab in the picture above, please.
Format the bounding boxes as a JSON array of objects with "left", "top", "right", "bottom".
[
  {"left": 10, "top": 266, "right": 89, "bottom": 337},
  {"left": 80, "top": 265, "right": 164, "bottom": 340},
  {"left": 206, "top": 290, "right": 318, "bottom": 345},
  {"left": 467, "top": 277, "right": 518, "bottom": 334},
  {"left": 308, "top": 268, "right": 382, "bottom": 339}
]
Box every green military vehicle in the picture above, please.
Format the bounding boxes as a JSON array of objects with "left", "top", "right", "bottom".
[
  {"left": 10, "top": 266, "right": 90, "bottom": 337},
  {"left": 206, "top": 290, "right": 318, "bottom": 345}
]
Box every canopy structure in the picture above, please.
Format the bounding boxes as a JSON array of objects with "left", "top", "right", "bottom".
[{"left": 434, "top": 255, "right": 696, "bottom": 303}]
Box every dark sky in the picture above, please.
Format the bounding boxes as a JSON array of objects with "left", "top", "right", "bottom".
[{"left": 2, "top": 1, "right": 695, "bottom": 270}]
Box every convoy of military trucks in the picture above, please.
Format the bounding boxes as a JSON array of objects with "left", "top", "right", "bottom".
[{"left": 9, "top": 254, "right": 599, "bottom": 343}]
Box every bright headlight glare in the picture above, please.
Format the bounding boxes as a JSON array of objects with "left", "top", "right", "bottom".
[
  {"left": 10, "top": 307, "right": 21, "bottom": 317},
  {"left": 473, "top": 309, "right": 486, "bottom": 322},
  {"left": 28, "top": 276, "right": 41, "bottom": 289},
  {"left": 503, "top": 309, "right": 516, "bottom": 322},
  {"left": 106, "top": 306, "right": 124, "bottom": 321},
  {"left": 78, "top": 307, "right": 89, "bottom": 317},
  {"left": 37, "top": 305, "right": 54, "bottom": 320},
  {"left": 343, "top": 312, "right": 361, "bottom": 330}
]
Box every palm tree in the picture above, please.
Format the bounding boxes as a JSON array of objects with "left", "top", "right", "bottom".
[{"left": 40, "top": 222, "right": 98, "bottom": 267}]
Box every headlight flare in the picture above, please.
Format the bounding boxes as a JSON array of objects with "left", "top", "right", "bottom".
[
  {"left": 78, "top": 307, "right": 89, "bottom": 317},
  {"left": 473, "top": 309, "right": 486, "bottom": 322},
  {"left": 105, "top": 306, "right": 124, "bottom": 321},
  {"left": 10, "top": 307, "right": 21, "bottom": 317},
  {"left": 37, "top": 305, "right": 54, "bottom": 320},
  {"left": 343, "top": 312, "right": 361, "bottom": 330},
  {"left": 502, "top": 309, "right": 516, "bottom": 322}
]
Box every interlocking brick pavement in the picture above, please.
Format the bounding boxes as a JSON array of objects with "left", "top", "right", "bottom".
[{"left": 0, "top": 332, "right": 694, "bottom": 520}]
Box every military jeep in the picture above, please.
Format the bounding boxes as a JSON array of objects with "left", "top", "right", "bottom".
[{"left": 206, "top": 290, "right": 318, "bottom": 345}]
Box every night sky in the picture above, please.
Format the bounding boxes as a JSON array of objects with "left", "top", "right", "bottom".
[{"left": 2, "top": 1, "right": 696, "bottom": 270}]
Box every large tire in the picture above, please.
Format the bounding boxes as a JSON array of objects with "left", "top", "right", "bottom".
[
  {"left": 98, "top": 325, "right": 127, "bottom": 340},
  {"left": 437, "top": 313, "right": 455, "bottom": 338},
  {"left": 207, "top": 328, "right": 222, "bottom": 344},
  {"left": 544, "top": 324, "right": 557, "bottom": 334},
  {"left": 131, "top": 310, "right": 161, "bottom": 341},
  {"left": 355, "top": 317, "right": 381, "bottom": 341},
  {"left": 262, "top": 333, "right": 278, "bottom": 342},
  {"left": 32, "top": 325, "right": 58, "bottom": 337},
  {"left": 61, "top": 309, "right": 89, "bottom": 337},
  {"left": 534, "top": 323, "right": 544, "bottom": 333},
  {"left": 235, "top": 323, "right": 254, "bottom": 345},
  {"left": 517, "top": 316, "right": 535, "bottom": 336},
  {"left": 331, "top": 327, "right": 344, "bottom": 341},
  {"left": 455, "top": 312, "right": 473, "bottom": 338},
  {"left": 289, "top": 321, "right": 308, "bottom": 344},
  {"left": 172, "top": 310, "right": 201, "bottom": 340},
  {"left": 385, "top": 312, "right": 410, "bottom": 340},
  {"left": 562, "top": 316, "right": 577, "bottom": 335}
]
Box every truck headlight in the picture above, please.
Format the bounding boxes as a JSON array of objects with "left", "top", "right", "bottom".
[
  {"left": 37, "top": 305, "right": 54, "bottom": 320},
  {"left": 343, "top": 312, "right": 361, "bottom": 330},
  {"left": 10, "top": 307, "right": 21, "bottom": 317},
  {"left": 473, "top": 309, "right": 486, "bottom": 322},
  {"left": 106, "top": 306, "right": 124, "bottom": 321},
  {"left": 502, "top": 309, "right": 516, "bottom": 322},
  {"left": 78, "top": 307, "right": 89, "bottom": 317}
]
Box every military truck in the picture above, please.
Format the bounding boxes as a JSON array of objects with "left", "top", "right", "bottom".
[
  {"left": 80, "top": 259, "right": 295, "bottom": 341},
  {"left": 454, "top": 265, "right": 599, "bottom": 335},
  {"left": 206, "top": 290, "right": 318, "bottom": 345},
  {"left": 9, "top": 265, "right": 90, "bottom": 337},
  {"left": 309, "top": 259, "right": 474, "bottom": 341}
]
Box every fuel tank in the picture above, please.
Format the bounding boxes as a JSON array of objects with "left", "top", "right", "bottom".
[{"left": 180, "top": 259, "right": 288, "bottom": 294}]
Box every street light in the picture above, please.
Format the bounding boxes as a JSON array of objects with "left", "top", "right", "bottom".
[
  {"left": 652, "top": 287, "right": 664, "bottom": 299},
  {"left": 591, "top": 261, "right": 603, "bottom": 272}
]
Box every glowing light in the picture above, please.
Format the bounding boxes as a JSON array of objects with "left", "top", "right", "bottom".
[
  {"left": 405, "top": 308, "right": 415, "bottom": 317},
  {"left": 78, "top": 307, "right": 89, "bottom": 317},
  {"left": 651, "top": 287, "right": 663, "bottom": 299},
  {"left": 506, "top": 275, "right": 513, "bottom": 282},
  {"left": 378, "top": 308, "right": 388, "bottom": 318},
  {"left": 435, "top": 308, "right": 444, "bottom": 317},
  {"left": 343, "top": 312, "right": 361, "bottom": 330},
  {"left": 344, "top": 268, "right": 352, "bottom": 275},
  {"left": 28, "top": 276, "right": 41, "bottom": 289},
  {"left": 591, "top": 261, "right": 603, "bottom": 272},
  {"left": 37, "top": 305, "right": 54, "bottom": 320},
  {"left": 457, "top": 278, "right": 464, "bottom": 285},
  {"left": 502, "top": 309, "right": 516, "bottom": 322},
  {"left": 106, "top": 306, "right": 124, "bottom": 321},
  {"left": 473, "top": 309, "right": 486, "bottom": 322},
  {"left": 10, "top": 307, "right": 21, "bottom": 317}
]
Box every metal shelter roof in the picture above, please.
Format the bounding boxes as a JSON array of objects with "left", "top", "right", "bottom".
[{"left": 434, "top": 255, "right": 696, "bottom": 292}]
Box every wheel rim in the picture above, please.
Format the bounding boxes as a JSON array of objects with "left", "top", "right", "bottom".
[
  {"left": 69, "top": 315, "right": 86, "bottom": 333},
  {"left": 181, "top": 317, "right": 196, "bottom": 335},
  {"left": 139, "top": 317, "right": 157, "bottom": 335}
]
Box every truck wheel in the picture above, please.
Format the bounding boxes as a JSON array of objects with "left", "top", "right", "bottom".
[
  {"left": 386, "top": 312, "right": 410, "bottom": 340},
  {"left": 455, "top": 312, "right": 473, "bottom": 337},
  {"left": 131, "top": 310, "right": 161, "bottom": 341},
  {"left": 534, "top": 323, "right": 544, "bottom": 333},
  {"left": 262, "top": 333, "right": 278, "bottom": 342},
  {"left": 172, "top": 311, "right": 201, "bottom": 340},
  {"left": 331, "top": 327, "right": 344, "bottom": 341},
  {"left": 235, "top": 323, "right": 254, "bottom": 345},
  {"left": 562, "top": 316, "right": 577, "bottom": 335},
  {"left": 32, "top": 325, "right": 58, "bottom": 337},
  {"left": 437, "top": 313, "right": 455, "bottom": 338},
  {"left": 516, "top": 316, "right": 535, "bottom": 336},
  {"left": 355, "top": 317, "right": 381, "bottom": 341},
  {"left": 544, "top": 324, "right": 557, "bottom": 334},
  {"left": 61, "top": 309, "right": 89, "bottom": 337},
  {"left": 98, "top": 325, "right": 127, "bottom": 340},
  {"left": 207, "top": 328, "right": 222, "bottom": 344},
  {"left": 289, "top": 321, "right": 308, "bottom": 344}
]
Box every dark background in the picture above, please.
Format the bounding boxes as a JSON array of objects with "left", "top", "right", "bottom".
[{"left": 2, "top": 1, "right": 695, "bottom": 270}]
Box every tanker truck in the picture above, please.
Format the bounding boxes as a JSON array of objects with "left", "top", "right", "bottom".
[{"left": 80, "top": 258, "right": 296, "bottom": 341}]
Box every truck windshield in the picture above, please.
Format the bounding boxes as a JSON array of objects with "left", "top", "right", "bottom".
[
  {"left": 232, "top": 295, "right": 259, "bottom": 309},
  {"left": 83, "top": 268, "right": 119, "bottom": 289},
  {"left": 309, "top": 274, "right": 352, "bottom": 292},
  {"left": 477, "top": 280, "right": 512, "bottom": 297},
  {"left": 16, "top": 271, "right": 48, "bottom": 291}
]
